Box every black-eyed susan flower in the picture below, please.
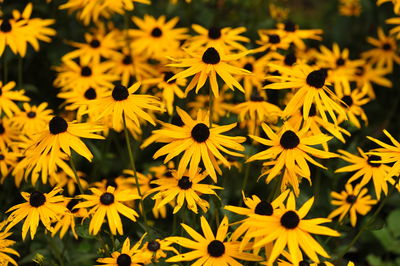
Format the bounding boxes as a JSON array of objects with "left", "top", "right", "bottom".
[
  {"left": 362, "top": 28, "right": 400, "bottom": 71},
  {"left": 5, "top": 187, "right": 68, "bottom": 240},
  {"left": 353, "top": 63, "right": 392, "bottom": 99},
  {"left": 152, "top": 107, "right": 246, "bottom": 182},
  {"left": 260, "top": 21, "right": 323, "bottom": 50},
  {"left": 224, "top": 190, "right": 289, "bottom": 254},
  {"left": 185, "top": 25, "right": 249, "bottom": 52},
  {"left": 0, "top": 16, "right": 27, "bottom": 56},
  {"left": 25, "top": 116, "right": 104, "bottom": 169},
  {"left": 96, "top": 235, "right": 146, "bottom": 265},
  {"left": 74, "top": 186, "right": 140, "bottom": 235},
  {"left": 108, "top": 48, "right": 157, "bottom": 86},
  {"left": 140, "top": 238, "right": 178, "bottom": 264},
  {"left": 51, "top": 199, "right": 88, "bottom": 239},
  {"left": 168, "top": 46, "right": 250, "bottom": 98},
  {"left": 328, "top": 183, "right": 377, "bottom": 227},
  {"left": 314, "top": 43, "right": 364, "bottom": 97},
  {"left": 337, "top": 88, "right": 369, "bottom": 128},
  {"left": 0, "top": 221, "right": 19, "bottom": 265},
  {"left": 54, "top": 59, "right": 117, "bottom": 92},
  {"left": 147, "top": 168, "right": 221, "bottom": 214},
  {"left": 336, "top": 147, "right": 391, "bottom": 200},
  {"left": 62, "top": 24, "right": 120, "bottom": 64},
  {"left": 248, "top": 192, "right": 340, "bottom": 265},
  {"left": 248, "top": 123, "right": 337, "bottom": 191},
  {"left": 10, "top": 102, "right": 52, "bottom": 134},
  {"left": 11, "top": 3, "right": 56, "bottom": 56},
  {"left": 276, "top": 250, "right": 334, "bottom": 266},
  {"left": 256, "top": 31, "right": 291, "bottom": 52},
  {"left": 264, "top": 63, "right": 347, "bottom": 123},
  {"left": 0, "top": 81, "right": 30, "bottom": 117},
  {"left": 367, "top": 130, "right": 400, "bottom": 185},
  {"left": 287, "top": 104, "right": 350, "bottom": 151},
  {"left": 166, "top": 216, "right": 262, "bottom": 264},
  {"left": 129, "top": 15, "right": 188, "bottom": 59},
  {"left": 89, "top": 82, "right": 163, "bottom": 130}
]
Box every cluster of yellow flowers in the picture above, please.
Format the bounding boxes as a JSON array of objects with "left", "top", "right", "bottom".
[{"left": 1, "top": 0, "right": 400, "bottom": 265}]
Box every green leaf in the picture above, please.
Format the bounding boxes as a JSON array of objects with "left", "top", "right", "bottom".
[{"left": 387, "top": 209, "right": 400, "bottom": 238}]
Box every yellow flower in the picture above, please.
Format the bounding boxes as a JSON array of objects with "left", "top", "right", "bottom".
[
  {"left": 329, "top": 183, "right": 377, "bottom": 227},
  {"left": 152, "top": 107, "right": 246, "bottom": 182},
  {"left": 248, "top": 123, "right": 337, "bottom": 192},
  {"left": 264, "top": 63, "right": 347, "bottom": 123},
  {"left": 336, "top": 147, "right": 392, "bottom": 200},
  {"left": 337, "top": 88, "right": 369, "bottom": 128},
  {"left": 5, "top": 187, "right": 68, "bottom": 240},
  {"left": 0, "top": 81, "right": 30, "bottom": 117},
  {"left": 140, "top": 238, "right": 179, "bottom": 264},
  {"left": 74, "top": 186, "right": 140, "bottom": 235},
  {"left": 148, "top": 168, "right": 222, "bottom": 214},
  {"left": 248, "top": 193, "right": 340, "bottom": 265},
  {"left": 10, "top": 102, "right": 53, "bottom": 134},
  {"left": 129, "top": 15, "right": 188, "bottom": 59},
  {"left": 89, "top": 82, "right": 163, "bottom": 130},
  {"left": 168, "top": 46, "right": 250, "bottom": 98},
  {"left": 96, "top": 235, "right": 147, "bottom": 265},
  {"left": 362, "top": 28, "right": 400, "bottom": 71},
  {"left": 0, "top": 221, "right": 20, "bottom": 265},
  {"left": 185, "top": 24, "right": 249, "bottom": 52},
  {"left": 167, "top": 216, "right": 262, "bottom": 264}
]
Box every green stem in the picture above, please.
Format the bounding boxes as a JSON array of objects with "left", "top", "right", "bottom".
[
  {"left": 335, "top": 175, "right": 400, "bottom": 261},
  {"left": 209, "top": 88, "right": 213, "bottom": 128},
  {"left": 122, "top": 114, "right": 149, "bottom": 230},
  {"left": 69, "top": 154, "right": 84, "bottom": 194},
  {"left": 3, "top": 53, "right": 7, "bottom": 83},
  {"left": 18, "top": 56, "right": 23, "bottom": 89}
]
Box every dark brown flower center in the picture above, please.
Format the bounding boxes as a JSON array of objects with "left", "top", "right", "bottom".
[
  {"left": 355, "top": 66, "right": 364, "bottom": 76},
  {"left": 84, "top": 88, "right": 97, "bottom": 100},
  {"left": 0, "top": 154, "right": 4, "bottom": 160},
  {"left": 367, "top": 155, "right": 381, "bottom": 167},
  {"left": 382, "top": 43, "right": 392, "bottom": 51},
  {"left": 147, "top": 240, "right": 161, "bottom": 251},
  {"left": 163, "top": 71, "right": 176, "bottom": 84},
  {"left": 178, "top": 176, "right": 192, "bottom": 190},
  {"left": 284, "top": 53, "right": 297, "bottom": 66},
  {"left": 27, "top": 111, "right": 36, "bottom": 118},
  {"left": 208, "top": 27, "right": 221, "bottom": 39},
  {"left": 0, "top": 124, "right": 4, "bottom": 135},
  {"left": 122, "top": 55, "right": 132, "bottom": 65},
  {"left": 244, "top": 63, "right": 253, "bottom": 72},
  {"left": 100, "top": 192, "right": 114, "bottom": 205},
  {"left": 341, "top": 95, "right": 353, "bottom": 107},
  {"left": 49, "top": 116, "right": 68, "bottom": 135},
  {"left": 81, "top": 66, "right": 92, "bottom": 77},
  {"left": 151, "top": 27, "right": 162, "bottom": 37},
  {"left": 280, "top": 210, "right": 300, "bottom": 229},
  {"left": 67, "top": 199, "right": 80, "bottom": 213},
  {"left": 191, "top": 123, "right": 210, "bottom": 142},
  {"left": 202, "top": 47, "right": 220, "bottom": 65},
  {"left": 117, "top": 253, "right": 131, "bottom": 266},
  {"left": 346, "top": 195, "right": 357, "bottom": 204},
  {"left": 90, "top": 39, "right": 100, "bottom": 48},
  {"left": 112, "top": 85, "right": 129, "bottom": 101},
  {"left": 306, "top": 69, "right": 326, "bottom": 88},
  {"left": 280, "top": 130, "right": 300, "bottom": 149},
  {"left": 254, "top": 200, "right": 273, "bottom": 215},
  {"left": 284, "top": 21, "right": 296, "bottom": 32},
  {"left": 268, "top": 34, "right": 280, "bottom": 44},
  {"left": 29, "top": 191, "right": 46, "bottom": 207},
  {"left": 0, "top": 19, "right": 12, "bottom": 33},
  {"left": 336, "top": 57, "right": 346, "bottom": 66},
  {"left": 207, "top": 240, "right": 225, "bottom": 257}
]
